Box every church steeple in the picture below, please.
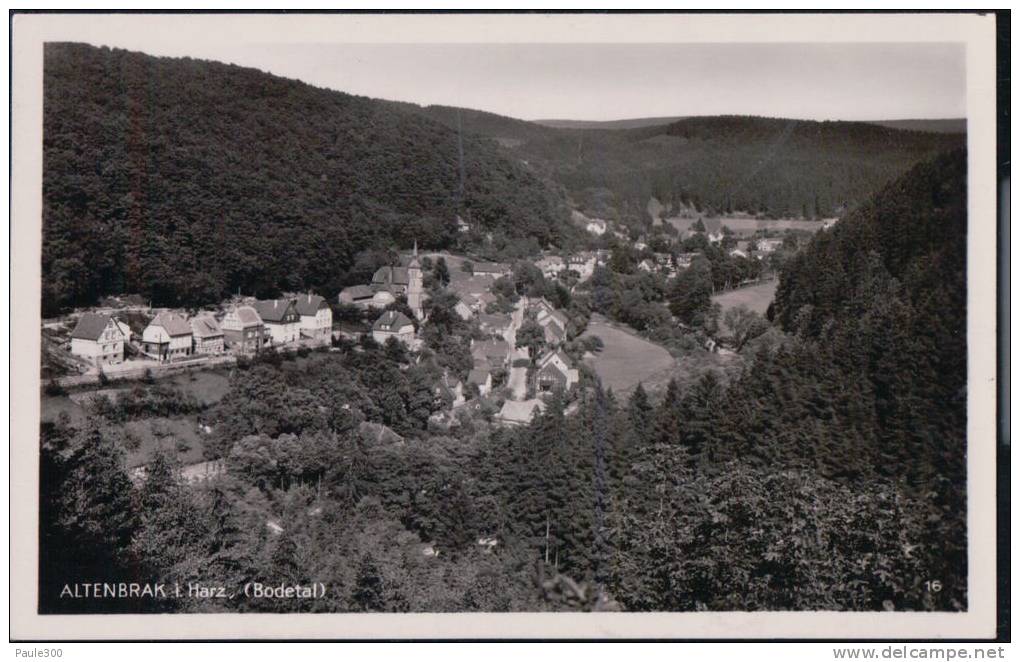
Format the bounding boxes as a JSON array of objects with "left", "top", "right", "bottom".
[
  {"left": 409, "top": 240, "right": 421, "bottom": 269},
  {"left": 407, "top": 238, "right": 424, "bottom": 320}
]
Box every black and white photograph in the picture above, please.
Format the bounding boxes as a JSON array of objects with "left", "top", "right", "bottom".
[{"left": 9, "top": 11, "right": 1003, "bottom": 642}]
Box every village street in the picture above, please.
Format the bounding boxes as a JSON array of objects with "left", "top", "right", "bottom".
[{"left": 503, "top": 296, "right": 530, "bottom": 400}]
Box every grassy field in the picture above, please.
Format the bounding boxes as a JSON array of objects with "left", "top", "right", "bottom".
[
  {"left": 580, "top": 315, "right": 676, "bottom": 394},
  {"left": 713, "top": 280, "right": 778, "bottom": 316},
  {"left": 666, "top": 216, "right": 826, "bottom": 235},
  {"left": 41, "top": 368, "right": 233, "bottom": 468}
]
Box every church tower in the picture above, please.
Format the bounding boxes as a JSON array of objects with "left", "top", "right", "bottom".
[{"left": 407, "top": 240, "right": 424, "bottom": 320}]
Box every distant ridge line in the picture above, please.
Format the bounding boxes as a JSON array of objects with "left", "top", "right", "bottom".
[{"left": 535, "top": 116, "right": 966, "bottom": 133}]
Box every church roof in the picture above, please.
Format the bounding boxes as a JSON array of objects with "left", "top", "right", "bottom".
[{"left": 372, "top": 266, "right": 410, "bottom": 286}]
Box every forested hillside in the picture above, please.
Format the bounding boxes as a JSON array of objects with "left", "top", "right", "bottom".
[
  {"left": 40, "top": 151, "right": 969, "bottom": 614},
  {"left": 398, "top": 104, "right": 964, "bottom": 225},
  {"left": 42, "top": 44, "right": 577, "bottom": 314}
]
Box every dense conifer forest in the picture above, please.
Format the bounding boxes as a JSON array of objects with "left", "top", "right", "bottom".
[
  {"left": 43, "top": 43, "right": 963, "bottom": 314},
  {"left": 42, "top": 43, "right": 578, "bottom": 314},
  {"left": 398, "top": 105, "right": 964, "bottom": 224},
  {"left": 40, "top": 150, "right": 968, "bottom": 613}
]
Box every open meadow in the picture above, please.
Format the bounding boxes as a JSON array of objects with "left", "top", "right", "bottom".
[
  {"left": 712, "top": 280, "right": 778, "bottom": 316},
  {"left": 580, "top": 314, "right": 676, "bottom": 394}
]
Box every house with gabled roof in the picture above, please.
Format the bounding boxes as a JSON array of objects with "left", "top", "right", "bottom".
[
  {"left": 222, "top": 305, "right": 266, "bottom": 354},
  {"left": 536, "top": 349, "right": 580, "bottom": 393},
  {"left": 533, "top": 299, "right": 568, "bottom": 334},
  {"left": 496, "top": 399, "right": 546, "bottom": 427},
  {"left": 142, "top": 312, "right": 193, "bottom": 362},
  {"left": 293, "top": 293, "right": 332, "bottom": 344},
  {"left": 372, "top": 310, "right": 415, "bottom": 346},
  {"left": 436, "top": 371, "right": 466, "bottom": 407},
  {"left": 567, "top": 253, "right": 597, "bottom": 280},
  {"left": 190, "top": 314, "right": 225, "bottom": 355},
  {"left": 676, "top": 252, "right": 701, "bottom": 269},
  {"left": 454, "top": 298, "right": 475, "bottom": 321},
  {"left": 471, "top": 338, "right": 510, "bottom": 370},
  {"left": 339, "top": 284, "right": 395, "bottom": 309},
  {"left": 542, "top": 321, "right": 566, "bottom": 345},
  {"left": 372, "top": 265, "right": 411, "bottom": 295},
  {"left": 69, "top": 313, "right": 126, "bottom": 366},
  {"left": 467, "top": 367, "right": 493, "bottom": 397},
  {"left": 254, "top": 299, "right": 301, "bottom": 345},
  {"left": 535, "top": 255, "right": 565, "bottom": 279},
  {"left": 478, "top": 312, "right": 512, "bottom": 336}
]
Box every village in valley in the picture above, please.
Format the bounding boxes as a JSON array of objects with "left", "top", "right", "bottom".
[
  {"left": 34, "top": 35, "right": 973, "bottom": 618},
  {"left": 41, "top": 208, "right": 827, "bottom": 483}
]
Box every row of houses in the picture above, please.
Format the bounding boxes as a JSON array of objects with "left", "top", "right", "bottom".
[
  {"left": 637, "top": 251, "right": 702, "bottom": 277},
  {"left": 534, "top": 251, "right": 607, "bottom": 282},
  {"left": 69, "top": 293, "right": 332, "bottom": 367}
]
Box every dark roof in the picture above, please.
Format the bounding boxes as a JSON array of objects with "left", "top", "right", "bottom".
[
  {"left": 228, "top": 305, "right": 262, "bottom": 327},
  {"left": 472, "top": 339, "right": 509, "bottom": 358},
  {"left": 254, "top": 299, "right": 297, "bottom": 323},
  {"left": 293, "top": 293, "right": 328, "bottom": 316},
  {"left": 340, "top": 285, "right": 376, "bottom": 300},
  {"left": 478, "top": 313, "right": 511, "bottom": 328},
  {"left": 544, "top": 323, "right": 565, "bottom": 342},
  {"left": 538, "top": 361, "right": 568, "bottom": 383},
  {"left": 467, "top": 368, "right": 491, "bottom": 385},
  {"left": 540, "top": 349, "right": 575, "bottom": 369},
  {"left": 373, "top": 310, "right": 414, "bottom": 332},
  {"left": 190, "top": 315, "right": 223, "bottom": 338},
  {"left": 372, "top": 266, "right": 410, "bottom": 287},
  {"left": 70, "top": 313, "right": 115, "bottom": 341},
  {"left": 149, "top": 311, "right": 192, "bottom": 337}
]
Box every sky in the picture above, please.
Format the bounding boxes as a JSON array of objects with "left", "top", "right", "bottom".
[{"left": 80, "top": 41, "right": 966, "bottom": 123}]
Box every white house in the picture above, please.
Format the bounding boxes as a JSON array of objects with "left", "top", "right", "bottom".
[
  {"left": 467, "top": 368, "right": 493, "bottom": 397},
  {"left": 254, "top": 299, "right": 301, "bottom": 345},
  {"left": 676, "top": 252, "right": 701, "bottom": 269},
  {"left": 535, "top": 255, "right": 565, "bottom": 279},
  {"left": 294, "top": 293, "right": 332, "bottom": 344},
  {"left": 585, "top": 219, "right": 607, "bottom": 236},
  {"left": 372, "top": 310, "right": 416, "bottom": 346},
  {"left": 69, "top": 313, "right": 126, "bottom": 366},
  {"left": 142, "top": 312, "right": 193, "bottom": 362},
  {"left": 221, "top": 305, "right": 265, "bottom": 354},
  {"left": 190, "top": 314, "right": 225, "bottom": 355},
  {"left": 454, "top": 298, "right": 475, "bottom": 321},
  {"left": 533, "top": 299, "right": 568, "bottom": 334},
  {"left": 536, "top": 349, "right": 580, "bottom": 392},
  {"left": 567, "top": 253, "right": 596, "bottom": 280},
  {"left": 115, "top": 320, "right": 133, "bottom": 344}
]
